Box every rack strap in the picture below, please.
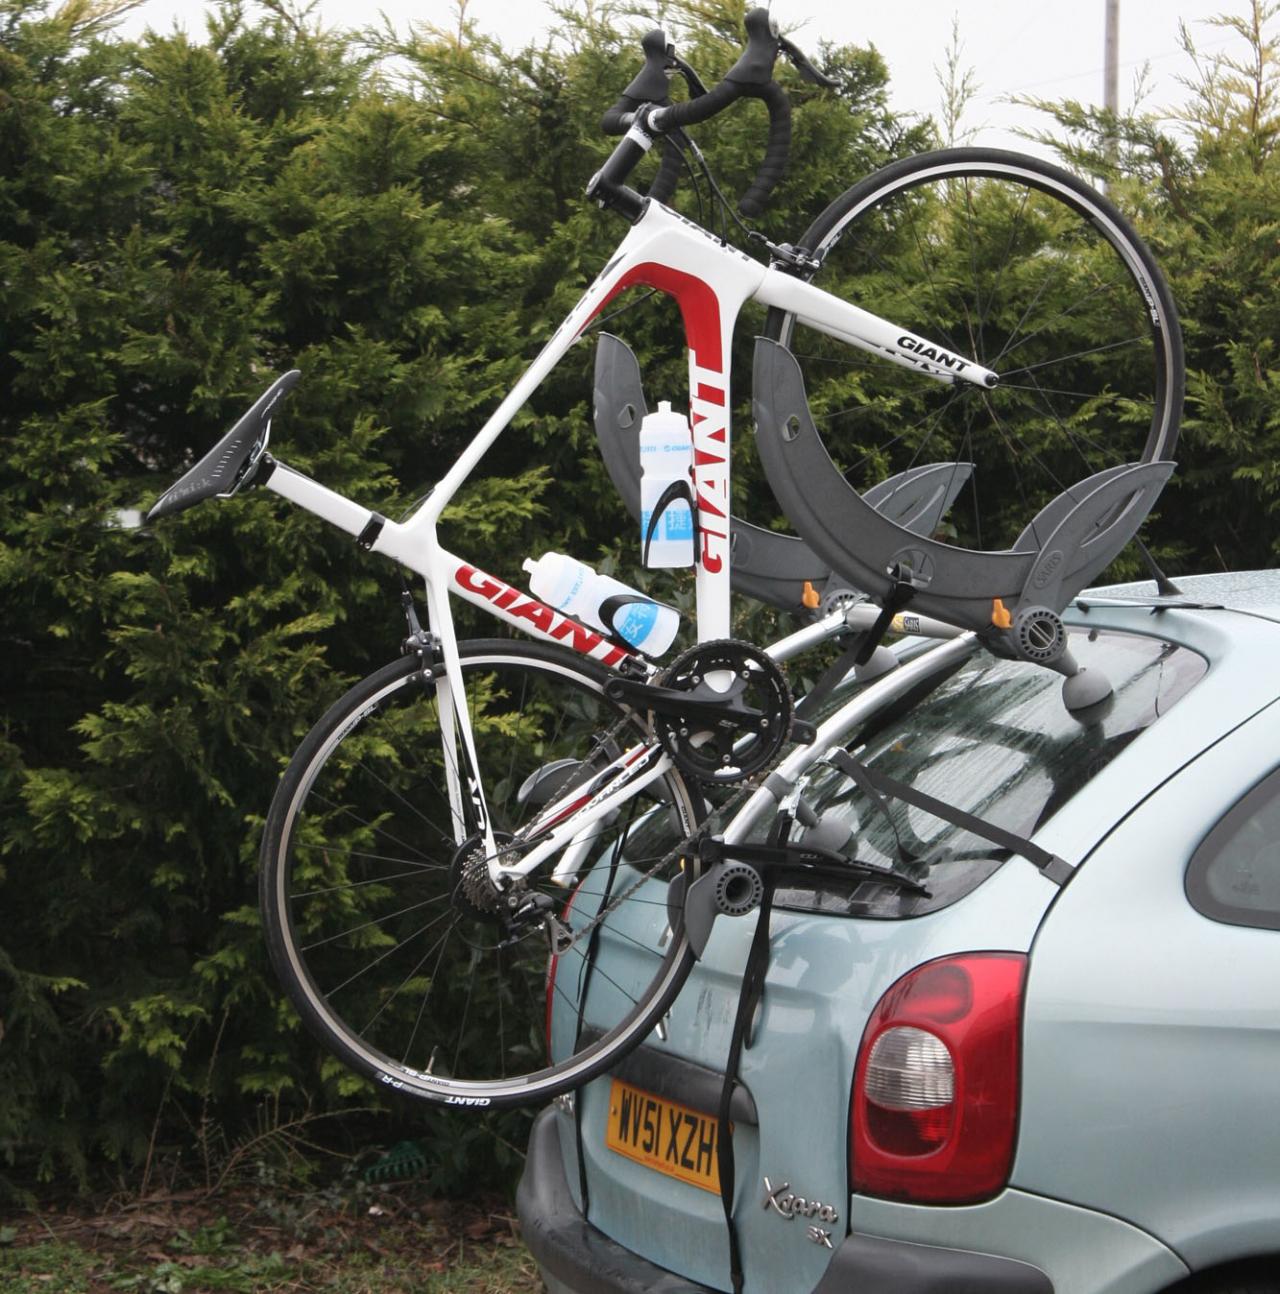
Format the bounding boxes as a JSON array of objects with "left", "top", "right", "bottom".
[
  {"left": 827, "top": 750, "right": 1074, "bottom": 887},
  {"left": 716, "top": 864, "right": 777, "bottom": 1294}
]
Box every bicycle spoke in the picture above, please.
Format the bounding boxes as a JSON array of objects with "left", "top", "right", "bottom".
[
  {"left": 363, "top": 924, "right": 452, "bottom": 1036},
  {"left": 1000, "top": 334, "right": 1149, "bottom": 379},
  {"left": 264, "top": 647, "right": 703, "bottom": 1102},
  {"left": 293, "top": 861, "right": 451, "bottom": 900},
  {"left": 768, "top": 152, "right": 1177, "bottom": 563},
  {"left": 402, "top": 924, "right": 455, "bottom": 1066},
  {"left": 300, "top": 895, "right": 449, "bottom": 953},
  {"left": 320, "top": 907, "right": 454, "bottom": 998},
  {"left": 310, "top": 787, "right": 449, "bottom": 862}
]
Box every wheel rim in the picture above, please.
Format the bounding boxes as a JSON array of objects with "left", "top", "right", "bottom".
[
  {"left": 770, "top": 152, "right": 1181, "bottom": 556},
  {"left": 267, "top": 648, "right": 700, "bottom": 1102}
]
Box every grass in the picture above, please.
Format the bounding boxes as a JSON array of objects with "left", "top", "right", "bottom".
[{"left": 0, "top": 1185, "right": 544, "bottom": 1294}]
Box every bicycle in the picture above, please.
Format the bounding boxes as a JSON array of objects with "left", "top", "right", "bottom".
[{"left": 145, "top": 7, "right": 1183, "bottom": 1109}]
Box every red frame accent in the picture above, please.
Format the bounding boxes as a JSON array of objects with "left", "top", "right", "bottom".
[
  {"left": 454, "top": 561, "right": 631, "bottom": 668},
  {"left": 591, "top": 262, "right": 724, "bottom": 372},
  {"left": 588, "top": 262, "right": 730, "bottom": 581}
]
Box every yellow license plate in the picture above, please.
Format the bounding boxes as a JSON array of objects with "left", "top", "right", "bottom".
[{"left": 605, "top": 1078, "right": 724, "bottom": 1193}]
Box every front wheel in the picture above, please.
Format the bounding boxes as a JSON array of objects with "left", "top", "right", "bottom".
[
  {"left": 764, "top": 147, "right": 1184, "bottom": 559},
  {"left": 260, "top": 640, "right": 703, "bottom": 1108}
]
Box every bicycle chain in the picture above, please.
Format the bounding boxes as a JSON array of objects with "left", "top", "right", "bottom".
[{"left": 483, "top": 686, "right": 789, "bottom": 954}]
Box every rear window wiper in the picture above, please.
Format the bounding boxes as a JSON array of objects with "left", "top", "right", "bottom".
[{"left": 682, "top": 834, "right": 930, "bottom": 959}]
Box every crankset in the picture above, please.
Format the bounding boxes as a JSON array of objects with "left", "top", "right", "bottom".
[{"left": 604, "top": 639, "right": 792, "bottom": 784}]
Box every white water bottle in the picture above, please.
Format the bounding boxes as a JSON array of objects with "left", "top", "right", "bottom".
[
  {"left": 523, "top": 552, "right": 679, "bottom": 657},
  {"left": 638, "top": 401, "right": 695, "bottom": 568}
]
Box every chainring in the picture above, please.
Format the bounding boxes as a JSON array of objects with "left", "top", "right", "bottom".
[{"left": 652, "top": 639, "right": 792, "bottom": 784}]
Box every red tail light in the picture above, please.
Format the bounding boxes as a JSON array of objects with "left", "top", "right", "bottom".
[{"left": 851, "top": 953, "right": 1026, "bottom": 1204}]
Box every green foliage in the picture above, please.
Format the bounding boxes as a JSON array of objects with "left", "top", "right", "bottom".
[
  {"left": 0, "top": 0, "right": 915, "bottom": 1192},
  {"left": 1, "top": 0, "right": 1277, "bottom": 1198},
  {"left": 1022, "top": 0, "right": 1280, "bottom": 570}
]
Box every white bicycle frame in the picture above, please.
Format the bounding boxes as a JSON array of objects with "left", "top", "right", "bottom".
[{"left": 258, "top": 199, "right": 990, "bottom": 878}]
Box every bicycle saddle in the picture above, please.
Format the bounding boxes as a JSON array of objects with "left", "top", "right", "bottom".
[{"left": 146, "top": 370, "right": 300, "bottom": 522}]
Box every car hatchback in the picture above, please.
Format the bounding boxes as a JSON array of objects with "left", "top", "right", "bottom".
[{"left": 518, "top": 570, "right": 1280, "bottom": 1294}]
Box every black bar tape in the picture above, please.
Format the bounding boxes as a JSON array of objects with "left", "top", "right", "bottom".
[
  {"left": 653, "top": 77, "right": 743, "bottom": 131},
  {"left": 601, "top": 96, "right": 640, "bottom": 136},
  {"left": 648, "top": 138, "right": 683, "bottom": 204},
  {"left": 738, "top": 80, "right": 791, "bottom": 216}
]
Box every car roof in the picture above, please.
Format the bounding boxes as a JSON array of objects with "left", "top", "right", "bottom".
[
  {"left": 1079, "top": 568, "right": 1280, "bottom": 622},
  {"left": 991, "top": 570, "right": 1280, "bottom": 870}
]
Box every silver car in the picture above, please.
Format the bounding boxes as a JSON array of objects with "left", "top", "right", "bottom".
[{"left": 518, "top": 570, "right": 1280, "bottom": 1294}]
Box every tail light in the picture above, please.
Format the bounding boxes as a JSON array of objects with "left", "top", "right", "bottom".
[{"left": 851, "top": 953, "right": 1026, "bottom": 1204}]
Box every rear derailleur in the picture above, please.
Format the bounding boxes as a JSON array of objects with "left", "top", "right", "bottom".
[{"left": 449, "top": 833, "right": 574, "bottom": 954}]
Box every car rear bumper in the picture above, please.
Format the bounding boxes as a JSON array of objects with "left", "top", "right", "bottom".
[{"left": 517, "top": 1107, "right": 1053, "bottom": 1294}]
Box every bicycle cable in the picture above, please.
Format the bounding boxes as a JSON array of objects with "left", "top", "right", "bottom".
[
  {"left": 663, "top": 119, "right": 760, "bottom": 247},
  {"left": 480, "top": 705, "right": 773, "bottom": 955},
  {"left": 583, "top": 286, "right": 661, "bottom": 334}
]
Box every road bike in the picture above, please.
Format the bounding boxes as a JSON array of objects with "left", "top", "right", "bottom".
[{"left": 146, "top": 8, "right": 1183, "bottom": 1108}]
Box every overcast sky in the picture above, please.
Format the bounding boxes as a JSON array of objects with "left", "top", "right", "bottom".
[{"left": 114, "top": 0, "right": 1259, "bottom": 151}]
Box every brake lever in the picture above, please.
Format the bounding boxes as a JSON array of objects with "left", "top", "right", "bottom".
[
  {"left": 620, "top": 28, "right": 676, "bottom": 104},
  {"left": 669, "top": 50, "right": 708, "bottom": 98},
  {"left": 778, "top": 34, "right": 838, "bottom": 89}
]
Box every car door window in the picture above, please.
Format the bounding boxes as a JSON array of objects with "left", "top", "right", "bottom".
[{"left": 1186, "top": 767, "right": 1280, "bottom": 930}]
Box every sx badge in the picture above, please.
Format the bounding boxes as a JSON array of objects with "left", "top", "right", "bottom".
[{"left": 762, "top": 1176, "right": 839, "bottom": 1248}]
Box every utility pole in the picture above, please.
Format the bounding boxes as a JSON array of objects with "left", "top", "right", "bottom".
[
  {"left": 1103, "top": 0, "right": 1119, "bottom": 187},
  {"left": 1104, "top": 0, "right": 1120, "bottom": 118}
]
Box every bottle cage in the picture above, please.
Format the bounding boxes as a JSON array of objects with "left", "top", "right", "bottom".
[
  {"left": 146, "top": 370, "right": 300, "bottom": 522},
  {"left": 592, "top": 333, "right": 973, "bottom": 614},
  {"left": 750, "top": 336, "right": 1177, "bottom": 638}
]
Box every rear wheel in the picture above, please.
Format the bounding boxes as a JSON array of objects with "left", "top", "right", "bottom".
[
  {"left": 765, "top": 147, "right": 1184, "bottom": 557},
  {"left": 260, "top": 640, "right": 703, "bottom": 1108}
]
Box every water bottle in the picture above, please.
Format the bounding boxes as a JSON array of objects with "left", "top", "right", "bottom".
[
  {"left": 523, "top": 552, "right": 680, "bottom": 657},
  {"left": 638, "top": 401, "right": 695, "bottom": 568}
]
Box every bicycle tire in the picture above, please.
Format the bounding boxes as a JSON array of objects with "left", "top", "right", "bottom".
[
  {"left": 260, "top": 639, "right": 704, "bottom": 1108},
  {"left": 760, "top": 147, "right": 1184, "bottom": 614}
]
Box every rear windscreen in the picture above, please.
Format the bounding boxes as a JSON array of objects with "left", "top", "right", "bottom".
[{"left": 770, "top": 630, "right": 1207, "bottom": 918}]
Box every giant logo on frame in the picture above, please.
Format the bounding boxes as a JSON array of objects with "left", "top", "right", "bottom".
[
  {"left": 588, "top": 259, "right": 732, "bottom": 580},
  {"left": 454, "top": 564, "right": 630, "bottom": 667}
]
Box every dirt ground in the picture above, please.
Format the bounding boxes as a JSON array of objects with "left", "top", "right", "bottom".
[{"left": 0, "top": 1182, "right": 544, "bottom": 1293}]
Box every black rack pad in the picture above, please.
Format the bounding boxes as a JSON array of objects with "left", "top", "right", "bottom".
[{"left": 751, "top": 336, "right": 1174, "bottom": 632}]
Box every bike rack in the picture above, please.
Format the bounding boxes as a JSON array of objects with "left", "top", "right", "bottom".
[
  {"left": 750, "top": 336, "right": 1177, "bottom": 647},
  {"left": 593, "top": 333, "right": 973, "bottom": 615}
]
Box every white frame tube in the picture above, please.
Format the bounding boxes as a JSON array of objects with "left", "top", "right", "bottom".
[{"left": 259, "top": 198, "right": 990, "bottom": 871}]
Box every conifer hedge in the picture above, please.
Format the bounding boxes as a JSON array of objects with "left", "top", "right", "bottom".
[
  {"left": 0, "top": 0, "right": 1276, "bottom": 1193},
  {"left": 0, "top": 0, "right": 919, "bottom": 1191}
]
